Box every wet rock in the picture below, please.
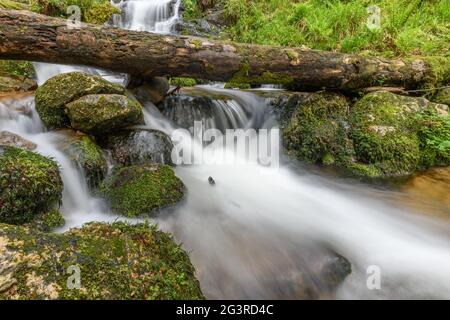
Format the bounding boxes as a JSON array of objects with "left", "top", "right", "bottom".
[
  {"left": 161, "top": 94, "right": 215, "bottom": 130},
  {"left": 101, "top": 164, "right": 185, "bottom": 218},
  {"left": 0, "top": 76, "right": 37, "bottom": 94},
  {"left": 0, "top": 131, "right": 36, "bottom": 150},
  {"left": 98, "top": 129, "right": 174, "bottom": 166},
  {"left": 131, "top": 77, "right": 169, "bottom": 105},
  {"left": 65, "top": 94, "right": 144, "bottom": 135},
  {"left": 35, "top": 72, "right": 125, "bottom": 128},
  {"left": 208, "top": 176, "right": 215, "bottom": 185},
  {"left": 0, "top": 221, "right": 204, "bottom": 299},
  {"left": 0, "top": 146, "right": 63, "bottom": 225},
  {"left": 54, "top": 129, "right": 108, "bottom": 189}
]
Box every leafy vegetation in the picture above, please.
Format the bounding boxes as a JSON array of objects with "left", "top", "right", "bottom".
[{"left": 221, "top": 0, "right": 450, "bottom": 57}]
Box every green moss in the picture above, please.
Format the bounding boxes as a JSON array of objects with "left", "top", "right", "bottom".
[
  {"left": 35, "top": 72, "right": 125, "bottom": 128},
  {"left": 225, "top": 63, "right": 294, "bottom": 89},
  {"left": 0, "top": 0, "right": 28, "bottom": 10},
  {"left": 101, "top": 165, "right": 185, "bottom": 218},
  {"left": 65, "top": 94, "right": 143, "bottom": 134},
  {"left": 27, "top": 0, "right": 119, "bottom": 25},
  {"left": 58, "top": 130, "right": 107, "bottom": 189},
  {"left": 25, "top": 210, "right": 65, "bottom": 232},
  {"left": 350, "top": 91, "right": 449, "bottom": 176},
  {"left": 433, "top": 87, "right": 450, "bottom": 106},
  {"left": 419, "top": 56, "right": 450, "bottom": 93},
  {"left": 169, "top": 77, "right": 197, "bottom": 87},
  {"left": 0, "top": 60, "right": 35, "bottom": 78},
  {"left": 415, "top": 108, "right": 450, "bottom": 168},
  {"left": 0, "top": 146, "right": 63, "bottom": 225},
  {"left": 0, "top": 221, "right": 204, "bottom": 299},
  {"left": 283, "top": 92, "right": 354, "bottom": 165},
  {"left": 85, "top": 2, "right": 121, "bottom": 24},
  {"left": 347, "top": 162, "right": 382, "bottom": 178}
]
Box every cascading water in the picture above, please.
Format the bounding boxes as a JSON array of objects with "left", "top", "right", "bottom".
[
  {"left": 112, "top": 0, "right": 181, "bottom": 33},
  {"left": 3, "top": 0, "right": 449, "bottom": 300}
]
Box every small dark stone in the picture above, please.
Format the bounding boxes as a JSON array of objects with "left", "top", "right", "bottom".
[{"left": 208, "top": 176, "right": 216, "bottom": 185}]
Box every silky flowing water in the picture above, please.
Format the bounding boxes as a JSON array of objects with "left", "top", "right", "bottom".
[{"left": 1, "top": 0, "right": 449, "bottom": 299}]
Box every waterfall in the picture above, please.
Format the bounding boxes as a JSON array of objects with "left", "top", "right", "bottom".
[{"left": 2, "top": 0, "right": 448, "bottom": 300}]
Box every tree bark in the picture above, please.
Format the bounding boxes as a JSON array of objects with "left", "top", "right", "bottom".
[{"left": 0, "top": 9, "right": 429, "bottom": 90}]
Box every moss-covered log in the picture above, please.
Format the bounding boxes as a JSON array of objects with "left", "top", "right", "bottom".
[{"left": 0, "top": 9, "right": 430, "bottom": 90}]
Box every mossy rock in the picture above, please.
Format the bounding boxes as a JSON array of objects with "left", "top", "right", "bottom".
[
  {"left": 84, "top": 2, "right": 121, "bottom": 24},
  {"left": 24, "top": 210, "right": 65, "bottom": 233},
  {"left": 101, "top": 165, "right": 185, "bottom": 218},
  {"left": 35, "top": 72, "right": 125, "bottom": 128},
  {"left": 283, "top": 92, "right": 354, "bottom": 165},
  {"left": 65, "top": 94, "right": 144, "bottom": 135},
  {"left": 0, "top": 131, "right": 37, "bottom": 151},
  {"left": 55, "top": 129, "right": 108, "bottom": 189},
  {"left": 0, "top": 221, "right": 204, "bottom": 299},
  {"left": 0, "top": 146, "right": 63, "bottom": 225},
  {"left": 0, "top": 60, "right": 35, "bottom": 79},
  {"left": 350, "top": 91, "right": 450, "bottom": 176},
  {"left": 98, "top": 129, "right": 174, "bottom": 166},
  {"left": 0, "top": 76, "right": 37, "bottom": 93}
]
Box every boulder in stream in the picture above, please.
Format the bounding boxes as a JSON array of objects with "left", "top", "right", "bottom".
[
  {"left": 282, "top": 90, "right": 450, "bottom": 177},
  {"left": 283, "top": 92, "right": 355, "bottom": 166},
  {"left": 35, "top": 72, "right": 125, "bottom": 128},
  {"left": 0, "top": 146, "right": 63, "bottom": 225},
  {"left": 0, "top": 131, "right": 36, "bottom": 150},
  {"left": 0, "top": 221, "right": 204, "bottom": 299},
  {"left": 349, "top": 91, "right": 450, "bottom": 177},
  {"left": 54, "top": 129, "right": 108, "bottom": 189},
  {"left": 98, "top": 129, "right": 174, "bottom": 166},
  {"left": 101, "top": 164, "right": 185, "bottom": 218},
  {"left": 65, "top": 94, "right": 144, "bottom": 135}
]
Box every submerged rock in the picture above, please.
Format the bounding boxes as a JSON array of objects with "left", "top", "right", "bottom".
[
  {"left": 54, "top": 129, "right": 108, "bottom": 189},
  {"left": 101, "top": 165, "right": 185, "bottom": 218},
  {"left": 35, "top": 72, "right": 125, "bottom": 128},
  {"left": 65, "top": 94, "right": 144, "bottom": 135},
  {"left": 0, "top": 221, "right": 204, "bottom": 299},
  {"left": 0, "top": 146, "right": 63, "bottom": 225},
  {"left": 0, "top": 131, "right": 36, "bottom": 150},
  {"left": 98, "top": 129, "right": 174, "bottom": 166}
]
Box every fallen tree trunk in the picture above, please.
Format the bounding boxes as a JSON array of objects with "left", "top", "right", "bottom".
[{"left": 0, "top": 9, "right": 429, "bottom": 90}]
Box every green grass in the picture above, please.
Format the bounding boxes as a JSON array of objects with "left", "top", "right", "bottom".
[{"left": 222, "top": 0, "right": 450, "bottom": 57}]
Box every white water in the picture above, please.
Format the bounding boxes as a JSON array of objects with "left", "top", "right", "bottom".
[{"left": 2, "top": 0, "right": 448, "bottom": 299}]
